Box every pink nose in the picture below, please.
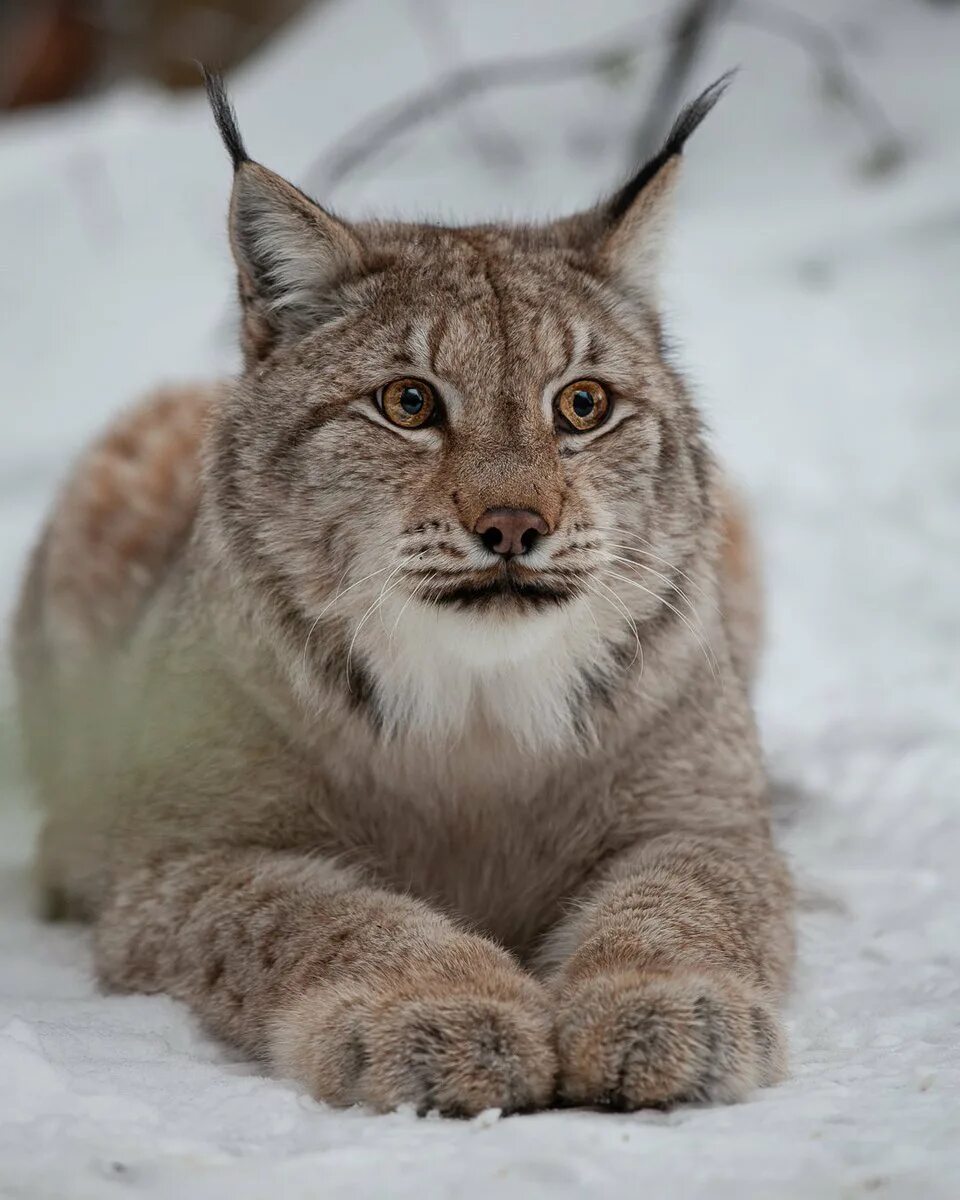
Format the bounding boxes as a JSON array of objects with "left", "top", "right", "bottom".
[{"left": 474, "top": 508, "right": 549, "bottom": 557}]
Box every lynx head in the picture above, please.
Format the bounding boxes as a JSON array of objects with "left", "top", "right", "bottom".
[{"left": 202, "top": 71, "right": 728, "bottom": 748}]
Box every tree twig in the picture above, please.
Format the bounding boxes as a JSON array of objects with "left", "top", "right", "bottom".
[
  {"left": 408, "top": 0, "right": 523, "bottom": 171},
  {"left": 303, "top": 13, "right": 667, "bottom": 197},
  {"left": 730, "top": 0, "right": 906, "bottom": 176},
  {"left": 303, "top": 1, "right": 905, "bottom": 197}
]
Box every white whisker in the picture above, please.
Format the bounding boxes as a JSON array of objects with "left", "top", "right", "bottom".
[
  {"left": 316, "top": 562, "right": 396, "bottom": 621},
  {"left": 373, "top": 559, "right": 416, "bottom": 634},
  {"left": 588, "top": 577, "right": 643, "bottom": 675},
  {"left": 345, "top": 572, "right": 409, "bottom": 689},
  {"left": 389, "top": 571, "right": 436, "bottom": 645},
  {"left": 594, "top": 525, "right": 716, "bottom": 608},
  {"left": 299, "top": 613, "right": 324, "bottom": 677},
  {"left": 600, "top": 568, "right": 721, "bottom": 681},
  {"left": 581, "top": 591, "right": 602, "bottom": 640},
  {"left": 605, "top": 545, "right": 720, "bottom": 614},
  {"left": 300, "top": 561, "right": 401, "bottom": 675},
  {"left": 603, "top": 552, "right": 710, "bottom": 619}
]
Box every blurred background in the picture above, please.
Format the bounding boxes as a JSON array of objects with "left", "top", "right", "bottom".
[
  {"left": 0, "top": 3, "right": 959, "bottom": 1192},
  {"left": 0, "top": 0, "right": 311, "bottom": 104}
]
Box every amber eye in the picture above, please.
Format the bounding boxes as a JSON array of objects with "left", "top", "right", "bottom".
[
  {"left": 377, "top": 378, "right": 438, "bottom": 429},
  {"left": 555, "top": 379, "right": 610, "bottom": 433}
]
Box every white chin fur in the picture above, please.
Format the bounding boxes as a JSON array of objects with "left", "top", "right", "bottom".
[
  {"left": 399, "top": 596, "right": 574, "bottom": 669},
  {"left": 355, "top": 591, "right": 614, "bottom": 748}
]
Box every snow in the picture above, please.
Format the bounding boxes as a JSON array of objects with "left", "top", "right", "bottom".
[{"left": 1, "top": 0, "right": 959, "bottom": 1196}]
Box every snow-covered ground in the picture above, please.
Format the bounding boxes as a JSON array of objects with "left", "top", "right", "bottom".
[{"left": 1, "top": 1, "right": 958, "bottom": 1196}]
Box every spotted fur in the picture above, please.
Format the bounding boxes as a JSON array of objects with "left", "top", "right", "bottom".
[{"left": 12, "top": 76, "right": 793, "bottom": 1115}]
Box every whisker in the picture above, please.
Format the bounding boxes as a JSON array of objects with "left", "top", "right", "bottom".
[
  {"left": 605, "top": 545, "right": 719, "bottom": 613},
  {"left": 588, "top": 578, "right": 643, "bottom": 675},
  {"left": 389, "top": 571, "right": 436, "bottom": 646},
  {"left": 345, "top": 572, "right": 409, "bottom": 689},
  {"left": 316, "top": 562, "right": 397, "bottom": 621},
  {"left": 300, "top": 613, "right": 324, "bottom": 678},
  {"left": 580, "top": 590, "right": 602, "bottom": 640},
  {"left": 603, "top": 552, "right": 714, "bottom": 619},
  {"left": 593, "top": 525, "right": 716, "bottom": 607},
  {"left": 600, "top": 568, "right": 721, "bottom": 681},
  {"left": 301, "top": 560, "right": 405, "bottom": 675},
  {"left": 373, "top": 558, "right": 417, "bottom": 634}
]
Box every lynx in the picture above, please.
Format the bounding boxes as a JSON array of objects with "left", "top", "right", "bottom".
[{"left": 12, "top": 72, "right": 794, "bottom": 1116}]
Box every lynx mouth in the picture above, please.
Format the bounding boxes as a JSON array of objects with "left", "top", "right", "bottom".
[{"left": 425, "top": 567, "right": 583, "bottom": 612}]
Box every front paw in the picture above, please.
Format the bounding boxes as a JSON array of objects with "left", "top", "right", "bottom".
[
  {"left": 361, "top": 988, "right": 555, "bottom": 1116},
  {"left": 271, "top": 970, "right": 556, "bottom": 1117},
  {"left": 554, "top": 968, "right": 785, "bottom": 1110}
]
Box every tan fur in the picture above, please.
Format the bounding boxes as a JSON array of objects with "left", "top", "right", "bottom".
[
  {"left": 718, "top": 482, "right": 764, "bottom": 685},
  {"left": 12, "top": 86, "right": 794, "bottom": 1115},
  {"left": 19, "top": 384, "right": 216, "bottom": 657}
]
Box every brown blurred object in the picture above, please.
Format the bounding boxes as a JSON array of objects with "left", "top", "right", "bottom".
[
  {"left": 136, "top": 0, "right": 311, "bottom": 89},
  {"left": 0, "top": 2, "right": 96, "bottom": 108},
  {"left": 0, "top": 0, "right": 314, "bottom": 111}
]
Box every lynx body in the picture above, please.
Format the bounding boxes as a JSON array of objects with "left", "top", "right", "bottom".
[{"left": 13, "top": 75, "right": 793, "bottom": 1116}]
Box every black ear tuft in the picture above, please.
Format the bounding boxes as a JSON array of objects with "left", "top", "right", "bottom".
[
  {"left": 607, "top": 70, "right": 736, "bottom": 222},
  {"left": 201, "top": 66, "right": 249, "bottom": 171}
]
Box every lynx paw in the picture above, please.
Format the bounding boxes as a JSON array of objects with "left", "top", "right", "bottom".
[
  {"left": 554, "top": 968, "right": 785, "bottom": 1110},
  {"left": 272, "top": 976, "right": 556, "bottom": 1117}
]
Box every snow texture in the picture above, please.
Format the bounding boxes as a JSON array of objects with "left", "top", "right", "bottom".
[{"left": 1, "top": 1, "right": 958, "bottom": 1196}]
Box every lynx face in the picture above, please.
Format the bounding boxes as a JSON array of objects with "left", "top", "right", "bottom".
[{"left": 204, "top": 76, "right": 723, "bottom": 744}]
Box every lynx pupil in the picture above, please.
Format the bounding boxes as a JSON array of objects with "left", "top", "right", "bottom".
[
  {"left": 400, "top": 387, "right": 424, "bottom": 415},
  {"left": 572, "top": 390, "right": 594, "bottom": 418}
]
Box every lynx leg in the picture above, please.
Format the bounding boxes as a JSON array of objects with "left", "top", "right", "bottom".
[
  {"left": 542, "top": 830, "right": 793, "bottom": 1109},
  {"left": 94, "top": 848, "right": 555, "bottom": 1116}
]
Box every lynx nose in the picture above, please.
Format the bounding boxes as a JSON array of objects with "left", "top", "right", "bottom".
[{"left": 474, "top": 508, "right": 549, "bottom": 557}]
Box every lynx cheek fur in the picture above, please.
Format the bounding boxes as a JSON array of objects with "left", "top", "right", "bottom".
[{"left": 12, "top": 72, "right": 794, "bottom": 1117}]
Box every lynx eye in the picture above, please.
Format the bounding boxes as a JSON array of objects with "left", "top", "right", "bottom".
[
  {"left": 555, "top": 379, "right": 610, "bottom": 433},
  {"left": 377, "top": 378, "right": 437, "bottom": 429}
]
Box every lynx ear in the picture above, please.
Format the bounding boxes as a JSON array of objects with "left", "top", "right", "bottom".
[
  {"left": 228, "top": 165, "right": 363, "bottom": 319},
  {"left": 599, "top": 72, "right": 733, "bottom": 294},
  {"left": 202, "top": 70, "right": 362, "bottom": 355}
]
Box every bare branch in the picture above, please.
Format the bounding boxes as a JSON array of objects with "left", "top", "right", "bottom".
[
  {"left": 408, "top": 0, "right": 524, "bottom": 172},
  {"left": 731, "top": 0, "right": 907, "bottom": 177},
  {"left": 303, "top": 13, "right": 667, "bottom": 197},
  {"left": 302, "top": 1, "right": 906, "bottom": 197}
]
